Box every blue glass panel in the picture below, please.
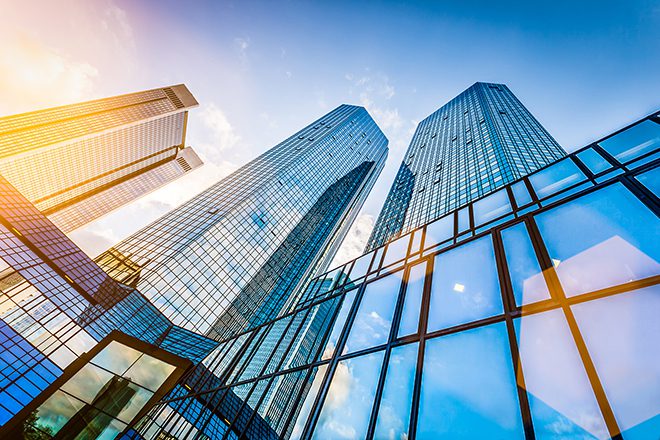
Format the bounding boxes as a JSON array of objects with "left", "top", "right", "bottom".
[
  {"left": 373, "top": 342, "right": 418, "bottom": 439},
  {"left": 577, "top": 148, "right": 613, "bottom": 174},
  {"left": 398, "top": 262, "right": 426, "bottom": 337},
  {"left": 511, "top": 180, "right": 533, "bottom": 207},
  {"left": 427, "top": 236, "right": 503, "bottom": 331},
  {"left": 349, "top": 252, "right": 373, "bottom": 281},
  {"left": 515, "top": 310, "right": 608, "bottom": 439},
  {"left": 472, "top": 189, "right": 512, "bottom": 226},
  {"left": 528, "top": 158, "right": 587, "bottom": 199},
  {"left": 424, "top": 214, "right": 454, "bottom": 248},
  {"left": 598, "top": 119, "right": 660, "bottom": 163},
  {"left": 383, "top": 234, "right": 410, "bottom": 267},
  {"left": 344, "top": 272, "right": 402, "bottom": 353},
  {"left": 457, "top": 207, "right": 470, "bottom": 232},
  {"left": 321, "top": 289, "right": 358, "bottom": 360},
  {"left": 572, "top": 286, "right": 660, "bottom": 439},
  {"left": 500, "top": 222, "right": 551, "bottom": 306},
  {"left": 290, "top": 366, "right": 326, "bottom": 440},
  {"left": 535, "top": 183, "right": 660, "bottom": 297},
  {"left": 417, "top": 322, "right": 524, "bottom": 439},
  {"left": 313, "top": 350, "right": 385, "bottom": 439},
  {"left": 635, "top": 166, "right": 660, "bottom": 198}
]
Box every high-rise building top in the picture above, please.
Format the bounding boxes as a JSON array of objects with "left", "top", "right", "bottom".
[
  {"left": 0, "top": 84, "right": 202, "bottom": 232},
  {"left": 368, "top": 82, "right": 566, "bottom": 249},
  {"left": 97, "top": 104, "right": 388, "bottom": 337}
]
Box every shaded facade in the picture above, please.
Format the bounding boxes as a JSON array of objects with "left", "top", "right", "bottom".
[
  {"left": 96, "top": 104, "right": 388, "bottom": 338},
  {"left": 368, "top": 82, "right": 566, "bottom": 249},
  {"left": 0, "top": 84, "right": 202, "bottom": 233}
]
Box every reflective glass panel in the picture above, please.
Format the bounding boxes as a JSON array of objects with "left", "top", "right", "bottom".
[
  {"left": 424, "top": 214, "right": 454, "bottom": 248},
  {"left": 344, "top": 272, "right": 402, "bottom": 353},
  {"left": 313, "top": 350, "right": 385, "bottom": 439},
  {"left": 124, "top": 354, "right": 176, "bottom": 392},
  {"left": 515, "top": 309, "right": 608, "bottom": 439},
  {"left": 457, "top": 207, "right": 470, "bottom": 232},
  {"left": 373, "top": 343, "right": 418, "bottom": 439},
  {"left": 598, "top": 119, "right": 660, "bottom": 163},
  {"left": 473, "top": 189, "right": 512, "bottom": 226},
  {"left": 398, "top": 262, "right": 426, "bottom": 337},
  {"left": 572, "top": 286, "right": 660, "bottom": 438},
  {"left": 91, "top": 341, "right": 142, "bottom": 376},
  {"left": 417, "top": 323, "right": 524, "bottom": 439},
  {"left": 350, "top": 252, "right": 373, "bottom": 280},
  {"left": 577, "top": 148, "right": 613, "bottom": 175},
  {"left": 528, "top": 158, "right": 587, "bottom": 199},
  {"left": 383, "top": 234, "right": 410, "bottom": 267},
  {"left": 321, "top": 289, "right": 358, "bottom": 360},
  {"left": 290, "top": 366, "right": 326, "bottom": 440},
  {"left": 27, "top": 390, "right": 85, "bottom": 435},
  {"left": 635, "top": 167, "right": 660, "bottom": 197},
  {"left": 500, "top": 222, "right": 551, "bottom": 306},
  {"left": 60, "top": 363, "right": 114, "bottom": 404},
  {"left": 511, "top": 180, "right": 533, "bottom": 207},
  {"left": 535, "top": 183, "right": 660, "bottom": 297},
  {"left": 427, "top": 236, "right": 503, "bottom": 331}
]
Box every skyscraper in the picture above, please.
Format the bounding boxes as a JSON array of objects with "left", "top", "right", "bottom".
[
  {"left": 0, "top": 84, "right": 202, "bottom": 233},
  {"left": 96, "top": 104, "right": 388, "bottom": 338},
  {"left": 367, "top": 82, "right": 566, "bottom": 249}
]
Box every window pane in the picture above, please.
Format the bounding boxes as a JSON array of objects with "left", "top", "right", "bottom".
[
  {"left": 321, "top": 289, "right": 358, "bottom": 360},
  {"left": 290, "top": 366, "right": 326, "bottom": 440},
  {"left": 350, "top": 252, "right": 373, "bottom": 281},
  {"left": 515, "top": 309, "right": 608, "bottom": 439},
  {"left": 28, "top": 390, "right": 85, "bottom": 434},
  {"left": 528, "top": 158, "right": 587, "bottom": 199},
  {"left": 383, "top": 234, "right": 410, "bottom": 267},
  {"left": 535, "top": 183, "right": 660, "bottom": 297},
  {"left": 572, "top": 286, "right": 660, "bottom": 438},
  {"left": 124, "top": 354, "right": 176, "bottom": 392},
  {"left": 344, "top": 272, "right": 402, "bottom": 353},
  {"left": 91, "top": 341, "right": 142, "bottom": 376},
  {"left": 373, "top": 343, "right": 418, "bottom": 439},
  {"left": 417, "top": 323, "right": 524, "bottom": 439},
  {"left": 424, "top": 214, "right": 454, "bottom": 248},
  {"left": 635, "top": 166, "right": 660, "bottom": 198},
  {"left": 500, "top": 222, "right": 551, "bottom": 306},
  {"left": 60, "top": 363, "right": 114, "bottom": 404},
  {"left": 398, "top": 262, "right": 426, "bottom": 337},
  {"left": 473, "top": 189, "right": 512, "bottom": 226},
  {"left": 457, "top": 207, "right": 470, "bottom": 232},
  {"left": 598, "top": 119, "right": 660, "bottom": 163},
  {"left": 577, "top": 148, "right": 613, "bottom": 175},
  {"left": 511, "top": 180, "right": 533, "bottom": 207},
  {"left": 428, "top": 236, "right": 503, "bottom": 331},
  {"left": 313, "top": 350, "right": 385, "bottom": 439}
]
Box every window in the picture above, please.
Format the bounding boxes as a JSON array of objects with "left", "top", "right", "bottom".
[
  {"left": 576, "top": 148, "right": 613, "bottom": 175},
  {"left": 635, "top": 167, "right": 660, "bottom": 197},
  {"left": 424, "top": 214, "right": 453, "bottom": 248},
  {"left": 473, "top": 189, "right": 512, "bottom": 226},
  {"left": 321, "top": 289, "right": 358, "bottom": 360},
  {"left": 398, "top": 262, "right": 426, "bottom": 337},
  {"left": 598, "top": 119, "right": 660, "bottom": 163},
  {"left": 383, "top": 235, "right": 410, "bottom": 267},
  {"left": 528, "top": 158, "right": 587, "bottom": 199}
]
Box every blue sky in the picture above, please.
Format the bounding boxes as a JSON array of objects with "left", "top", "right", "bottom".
[{"left": 1, "top": 0, "right": 658, "bottom": 262}]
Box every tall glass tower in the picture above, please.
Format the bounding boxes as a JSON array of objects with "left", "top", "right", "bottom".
[
  {"left": 96, "top": 104, "right": 388, "bottom": 338},
  {"left": 367, "top": 82, "right": 566, "bottom": 249},
  {"left": 0, "top": 84, "right": 202, "bottom": 232}
]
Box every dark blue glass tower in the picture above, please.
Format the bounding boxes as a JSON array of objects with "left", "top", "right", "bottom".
[{"left": 367, "top": 82, "right": 566, "bottom": 249}]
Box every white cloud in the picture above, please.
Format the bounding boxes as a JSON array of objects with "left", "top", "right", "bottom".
[
  {"left": 331, "top": 213, "right": 374, "bottom": 267},
  {"left": 234, "top": 37, "right": 250, "bottom": 62},
  {"left": 197, "top": 103, "right": 242, "bottom": 154}
]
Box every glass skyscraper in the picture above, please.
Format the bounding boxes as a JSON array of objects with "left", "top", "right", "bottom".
[
  {"left": 0, "top": 84, "right": 202, "bottom": 233},
  {"left": 96, "top": 104, "right": 388, "bottom": 339},
  {"left": 368, "top": 82, "right": 566, "bottom": 249}
]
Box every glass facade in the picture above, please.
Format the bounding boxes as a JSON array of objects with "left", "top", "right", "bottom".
[
  {"left": 368, "top": 82, "right": 567, "bottom": 249},
  {"left": 0, "top": 84, "right": 202, "bottom": 232},
  {"left": 128, "top": 112, "right": 658, "bottom": 439},
  {"left": 96, "top": 104, "right": 389, "bottom": 339}
]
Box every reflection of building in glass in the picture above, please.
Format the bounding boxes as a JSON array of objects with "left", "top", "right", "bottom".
[
  {"left": 368, "top": 82, "right": 567, "bottom": 249},
  {"left": 96, "top": 104, "right": 388, "bottom": 338},
  {"left": 0, "top": 85, "right": 202, "bottom": 233},
  {"left": 133, "top": 111, "right": 660, "bottom": 439}
]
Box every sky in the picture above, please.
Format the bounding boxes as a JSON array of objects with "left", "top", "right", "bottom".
[{"left": 1, "top": 0, "right": 658, "bottom": 264}]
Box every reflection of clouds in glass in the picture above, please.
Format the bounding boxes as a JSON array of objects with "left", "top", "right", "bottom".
[
  {"left": 33, "top": 390, "right": 85, "bottom": 433},
  {"left": 115, "top": 382, "right": 153, "bottom": 423},
  {"left": 60, "top": 363, "right": 114, "bottom": 404},
  {"left": 124, "top": 353, "right": 176, "bottom": 391},
  {"left": 572, "top": 286, "right": 660, "bottom": 436},
  {"left": 291, "top": 366, "right": 327, "bottom": 440},
  {"left": 91, "top": 341, "right": 142, "bottom": 375},
  {"left": 516, "top": 310, "right": 608, "bottom": 439}
]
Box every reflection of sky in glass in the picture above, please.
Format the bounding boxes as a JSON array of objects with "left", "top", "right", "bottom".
[
  {"left": 576, "top": 148, "right": 612, "bottom": 175},
  {"left": 60, "top": 363, "right": 114, "bottom": 404},
  {"left": 32, "top": 390, "right": 85, "bottom": 434},
  {"left": 572, "top": 286, "right": 660, "bottom": 439},
  {"left": 290, "top": 366, "right": 326, "bottom": 440},
  {"left": 374, "top": 342, "right": 418, "bottom": 439},
  {"left": 457, "top": 206, "right": 469, "bottom": 232},
  {"left": 113, "top": 381, "right": 153, "bottom": 423},
  {"left": 473, "top": 188, "right": 512, "bottom": 226},
  {"left": 535, "top": 183, "right": 660, "bottom": 296},
  {"left": 350, "top": 251, "right": 373, "bottom": 280},
  {"left": 313, "top": 350, "right": 385, "bottom": 439},
  {"left": 635, "top": 166, "right": 660, "bottom": 197},
  {"left": 124, "top": 353, "right": 176, "bottom": 392},
  {"left": 528, "top": 158, "right": 587, "bottom": 199},
  {"left": 91, "top": 341, "right": 142, "bottom": 375},
  {"left": 383, "top": 234, "right": 410, "bottom": 266},
  {"left": 95, "top": 416, "right": 127, "bottom": 440},
  {"left": 322, "top": 289, "right": 357, "bottom": 360},
  {"left": 510, "top": 180, "right": 533, "bottom": 207},
  {"left": 598, "top": 119, "right": 660, "bottom": 163},
  {"left": 515, "top": 310, "right": 608, "bottom": 439},
  {"left": 344, "top": 272, "right": 402, "bottom": 353},
  {"left": 428, "top": 236, "right": 503, "bottom": 331},
  {"left": 398, "top": 262, "right": 426, "bottom": 337},
  {"left": 424, "top": 214, "right": 453, "bottom": 248},
  {"left": 500, "top": 222, "right": 551, "bottom": 306},
  {"left": 417, "top": 323, "right": 523, "bottom": 439}
]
